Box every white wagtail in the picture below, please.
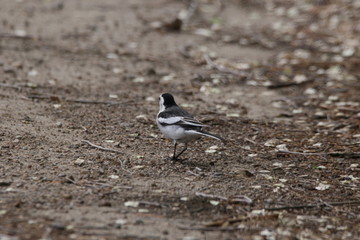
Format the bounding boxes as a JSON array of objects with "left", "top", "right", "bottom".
[{"left": 156, "top": 93, "right": 225, "bottom": 160}]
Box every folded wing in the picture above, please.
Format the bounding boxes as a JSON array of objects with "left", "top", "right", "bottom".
[{"left": 157, "top": 116, "right": 208, "bottom": 128}]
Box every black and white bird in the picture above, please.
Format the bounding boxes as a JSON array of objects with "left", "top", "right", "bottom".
[{"left": 156, "top": 93, "right": 225, "bottom": 160}]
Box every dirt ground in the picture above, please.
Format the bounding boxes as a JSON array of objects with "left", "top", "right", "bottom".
[{"left": 1, "top": 0, "right": 360, "bottom": 239}]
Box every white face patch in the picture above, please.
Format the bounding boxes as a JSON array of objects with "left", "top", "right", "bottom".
[{"left": 159, "top": 95, "right": 165, "bottom": 112}]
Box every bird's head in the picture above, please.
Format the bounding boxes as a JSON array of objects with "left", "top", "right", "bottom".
[{"left": 159, "top": 93, "right": 177, "bottom": 111}]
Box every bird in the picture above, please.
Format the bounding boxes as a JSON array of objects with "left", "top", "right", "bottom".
[{"left": 156, "top": 93, "right": 225, "bottom": 160}]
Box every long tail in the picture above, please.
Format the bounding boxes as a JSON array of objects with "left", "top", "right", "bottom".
[{"left": 188, "top": 130, "right": 226, "bottom": 143}]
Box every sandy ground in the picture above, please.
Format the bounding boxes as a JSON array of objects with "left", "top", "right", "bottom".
[{"left": 1, "top": 0, "right": 359, "bottom": 239}]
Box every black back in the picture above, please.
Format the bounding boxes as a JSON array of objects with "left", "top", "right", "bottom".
[{"left": 158, "top": 105, "right": 193, "bottom": 118}]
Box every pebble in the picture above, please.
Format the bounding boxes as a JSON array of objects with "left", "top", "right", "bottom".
[
  {"left": 114, "top": 219, "right": 127, "bottom": 228},
  {"left": 74, "top": 158, "right": 85, "bottom": 166}
]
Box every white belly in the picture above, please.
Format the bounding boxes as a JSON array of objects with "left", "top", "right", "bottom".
[{"left": 157, "top": 122, "right": 201, "bottom": 143}]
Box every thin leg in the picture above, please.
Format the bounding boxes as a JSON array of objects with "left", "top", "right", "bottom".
[
  {"left": 174, "top": 143, "right": 188, "bottom": 160},
  {"left": 172, "top": 142, "right": 178, "bottom": 160}
]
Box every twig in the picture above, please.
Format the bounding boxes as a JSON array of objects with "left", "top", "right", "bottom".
[
  {"left": 203, "top": 54, "right": 242, "bottom": 76},
  {"left": 0, "top": 32, "right": 32, "bottom": 39},
  {"left": 107, "top": 185, "right": 133, "bottom": 190},
  {"left": 0, "top": 83, "right": 22, "bottom": 90},
  {"left": 205, "top": 214, "right": 279, "bottom": 227},
  {"left": 187, "top": 170, "right": 200, "bottom": 176},
  {"left": 81, "top": 140, "right": 122, "bottom": 154},
  {"left": 277, "top": 150, "right": 325, "bottom": 156},
  {"left": 277, "top": 150, "right": 360, "bottom": 158},
  {"left": 267, "top": 79, "right": 314, "bottom": 89},
  {"left": 178, "top": 226, "right": 253, "bottom": 231},
  {"left": 195, "top": 192, "right": 253, "bottom": 204},
  {"left": 27, "top": 94, "right": 130, "bottom": 105},
  {"left": 81, "top": 233, "right": 161, "bottom": 239},
  {"left": 229, "top": 195, "right": 253, "bottom": 205},
  {"left": 265, "top": 200, "right": 360, "bottom": 211},
  {"left": 119, "top": 159, "right": 132, "bottom": 175},
  {"left": 139, "top": 201, "right": 164, "bottom": 207},
  {"left": 195, "top": 192, "right": 228, "bottom": 201},
  {"left": 65, "top": 177, "right": 77, "bottom": 184},
  {"left": 319, "top": 199, "right": 333, "bottom": 209},
  {"left": 244, "top": 138, "right": 257, "bottom": 145},
  {"left": 84, "top": 181, "right": 133, "bottom": 189},
  {"left": 66, "top": 98, "right": 129, "bottom": 105},
  {"left": 239, "top": 146, "right": 259, "bottom": 152},
  {"left": 101, "top": 191, "right": 119, "bottom": 196}
]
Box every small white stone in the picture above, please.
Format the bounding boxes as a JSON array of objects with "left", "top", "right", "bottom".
[
  {"left": 264, "top": 139, "right": 280, "bottom": 147},
  {"left": 138, "top": 209, "right": 149, "bottom": 213},
  {"left": 294, "top": 74, "right": 307, "bottom": 83},
  {"left": 112, "top": 68, "right": 124, "bottom": 74},
  {"left": 74, "top": 158, "right": 85, "bottom": 166},
  {"left": 182, "top": 236, "right": 198, "bottom": 240},
  {"left": 133, "top": 77, "right": 145, "bottom": 83},
  {"left": 315, "top": 183, "right": 331, "bottom": 191},
  {"left": 128, "top": 42, "right": 137, "bottom": 49},
  {"left": 226, "top": 113, "right": 240, "bottom": 117},
  {"left": 149, "top": 21, "right": 162, "bottom": 29},
  {"left": 275, "top": 144, "right": 288, "bottom": 151},
  {"left": 161, "top": 74, "right": 175, "bottom": 82},
  {"left": 304, "top": 88, "right": 317, "bottom": 95},
  {"left": 124, "top": 201, "right": 139, "bottom": 207},
  {"left": 109, "top": 175, "right": 119, "bottom": 179},
  {"left": 235, "top": 63, "right": 250, "bottom": 70},
  {"left": 205, "top": 149, "right": 217, "bottom": 153},
  {"left": 342, "top": 47, "right": 355, "bottom": 57},
  {"left": 350, "top": 163, "right": 359, "bottom": 168},
  {"left": 106, "top": 53, "right": 118, "bottom": 59},
  {"left": 328, "top": 95, "right": 339, "bottom": 101},
  {"left": 146, "top": 97, "right": 155, "bottom": 102},
  {"left": 15, "top": 29, "right": 27, "bottom": 37},
  {"left": 312, "top": 142, "right": 322, "bottom": 148},
  {"left": 251, "top": 209, "right": 265, "bottom": 216},
  {"left": 180, "top": 103, "right": 195, "bottom": 108},
  {"left": 293, "top": 108, "right": 304, "bottom": 114},
  {"left": 194, "top": 28, "right": 213, "bottom": 37},
  {"left": 28, "top": 70, "right": 38, "bottom": 77},
  {"left": 294, "top": 49, "right": 311, "bottom": 59},
  {"left": 209, "top": 200, "right": 220, "bottom": 206},
  {"left": 115, "top": 219, "right": 127, "bottom": 225}
]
